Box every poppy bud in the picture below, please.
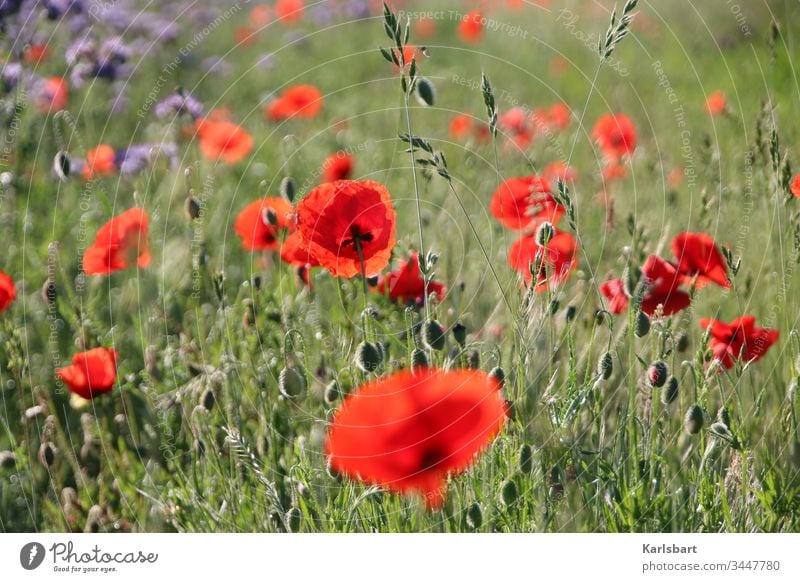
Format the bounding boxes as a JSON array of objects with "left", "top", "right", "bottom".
[
  {"left": 324, "top": 380, "right": 340, "bottom": 404},
  {"left": 467, "top": 349, "right": 480, "bottom": 369},
  {"left": 661, "top": 376, "right": 679, "bottom": 405},
  {"left": 710, "top": 422, "right": 733, "bottom": 441},
  {"left": 262, "top": 207, "right": 279, "bottom": 227},
  {"left": 185, "top": 195, "right": 202, "bottom": 220},
  {"left": 466, "top": 502, "right": 483, "bottom": 529},
  {"left": 422, "top": 320, "right": 446, "bottom": 351},
  {"left": 278, "top": 365, "right": 307, "bottom": 399},
  {"left": 285, "top": 507, "right": 302, "bottom": 533},
  {"left": 452, "top": 322, "right": 467, "bottom": 347},
  {"left": 242, "top": 299, "right": 256, "bottom": 328},
  {"left": 499, "top": 478, "right": 518, "bottom": 506},
  {"left": 0, "top": 450, "right": 16, "bottom": 469},
  {"left": 38, "top": 442, "right": 56, "bottom": 468},
  {"left": 565, "top": 304, "right": 577, "bottom": 322},
  {"left": 676, "top": 333, "right": 689, "bottom": 352},
  {"left": 647, "top": 361, "right": 668, "bottom": 388},
  {"left": 411, "top": 348, "right": 429, "bottom": 371},
  {"left": 54, "top": 151, "right": 71, "bottom": 180},
  {"left": 716, "top": 406, "right": 730, "bottom": 428},
  {"left": 251, "top": 275, "right": 262, "bottom": 290},
  {"left": 280, "top": 176, "right": 297, "bottom": 202},
  {"left": 548, "top": 299, "right": 560, "bottom": 315},
  {"left": 684, "top": 404, "right": 705, "bottom": 435},
  {"left": 634, "top": 311, "right": 650, "bottom": 337},
  {"left": 355, "top": 341, "right": 382, "bottom": 372},
  {"left": 519, "top": 444, "right": 533, "bottom": 474},
  {"left": 598, "top": 352, "right": 613, "bottom": 380},
  {"left": 535, "top": 221, "right": 555, "bottom": 246},
  {"left": 488, "top": 366, "right": 505, "bottom": 389},
  {"left": 85, "top": 505, "right": 103, "bottom": 533},
  {"left": 201, "top": 388, "right": 216, "bottom": 411},
  {"left": 41, "top": 278, "right": 57, "bottom": 305},
  {"left": 415, "top": 77, "right": 435, "bottom": 107}
]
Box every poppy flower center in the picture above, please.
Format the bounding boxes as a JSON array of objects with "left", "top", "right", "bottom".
[
  {"left": 418, "top": 446, "right": 448, "bottom": 472},
  {"left": 340, "top": 224, "right": 374, "bottom": 249}
]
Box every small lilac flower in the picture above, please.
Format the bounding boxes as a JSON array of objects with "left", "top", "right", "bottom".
[{"left": 154, "top": 91, "right": 203, "bottom": 119}]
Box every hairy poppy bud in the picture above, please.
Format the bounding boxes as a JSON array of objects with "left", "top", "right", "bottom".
[
  {"left": 278, "top": 365, "right": 307, "bottom": 399},
  {"left": 661, "top": 376, "right": 679, "bottom": 405},
  {"left": 262, "top": 207, "right": 279, "bottom": 227},
  {"left": 647, "top": 361, "right": 668, "bottom": 388},
  {"left": 411, "top": 348, "right": 429, "bottom": 371},
  {"left": 499, "top": 478, "right": 518, "bottom": 506},
  {"left": 415, "top": 77, "right": 435, "bottom": 107},
  {"left": 685, "top": 405, "right": 705, "bottom": 435},
  {"left": 488, "top": 366, "right": 505, "bottom": 388},
  {"left": 716, "top": 406, "right": 730, "bottom": 428},
  {"left": 285, "top": 507, "right": 302, "bottom": 533},
  {"left": 355, "top": 341, "right": 382, "bottom": 372},
  {"left": 452, "top": 322, "right": 467, "bottom": 347},
  {"left": 54, "top": 151, "right": 71, "bottom": 180},
  {"left": 324, "top": 380, "right": 340, "bottom": 404},
  {"left": 38, "top": 442, "right": 56, "bottom": 468},
  {"left": 676, "top": 333, "right": 689, "bottom": 352},
  {"left": 519, "top": 444, "right": 533, "bottom": 474},
  {"left": 598, "top": 352, "right": 613, "bottom": 380},
  {"left": 565, "top": 304, "right": 577, "bottom": 322},
  {"left": 41, "top": 279, "right": 57, "bottom": 306},
  {"left": 185, "top": 195, "right": 202, "bottom": 220},
  {"left": 280, "top": 176, "right": 297, "bottom": 202},
  {"left": 467, "top": 349, "right": 480, "bottom": 369},
  {"left": 466, "top": 502, "right": 483, "bottom": 529},
  {"left": 535, "top": 221, "right": 555, "bottom": 246},
  {"left": 201, "top": 388, "right": 216, "bottom": 411},
  {"left": 635, "top": 311, "right": 650, "bottom": 337},
  {"left": 710, "top": 422, "right": 733, "bottom": 441},
  {"left": 422, "top": 320, "right": 446, "bottom": 351}
]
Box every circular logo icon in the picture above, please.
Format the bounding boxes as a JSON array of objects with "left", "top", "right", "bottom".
[{"left": 20, "top": 542, "right": 46, "bottom": 570}]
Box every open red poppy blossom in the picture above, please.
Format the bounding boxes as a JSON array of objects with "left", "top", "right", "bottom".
[
  {"left": 82, "top": 144, "right": 117, "bottom": 180},
  {"left": 296, "top": 179, "right": 396, "bottom": 278},
  {"left": 321, "top": 152, "right": 354, "bottom": 183},
  {"left": 234, "top": 197, "right": 295, "bottom": 251},
  {"left": 376, "top": 253, "right": 446, "bottom": 306},
  {"left": 0, "top": 268, "right": 16, "bottom": 313},
  {"left": 700, "top": 316, "right": 778, "bottom": 369},
  {"left": 705, "top": 91, "right": 727, "bottom": 116},
  {"left": 83, "top": 208, "right": 151, "bottom": 276},
  {"left": 592, "top": 113, "right": 637, "bottom": 159},
  {"left": 499, "top": 107, "right": 534, "bottom": 148},
  {"left": 35, "top": 76, "right": 68, "bottom": 114},
  {"left": 24, "top": 43, "right": 50, "bottom": 64},
  {"left": 508, "top": 230, "right": 578, "bottom": 292},
  {"left": 543, "top": 161, "right": 577, "bottom": 184},
  {"left": 265, "top": 84, "right": 323, "bottom": 121},
  {"left": 490, "top": 176, "right": 564, "bottom": 231},
  {"left": 449, "top": 114, "right": 473, "bottom": 140},
  {"left": 671, "top": 232, "right": 730, "bottom": 288},
  {"left": 325, "top": 368, "right": 507, "bottom": 509},
  {"left": 458, "top": 10, "right": 484, "bottom": 43},
  {"left": 280, "top": 230, "right": 319, "bottom": 268},
  {"left": 533, "top": 102, "right": 571, "bottom": 132},
  {"left": 791, "top": 174, "right": 800, "bottom": 198},
  {"left": 195, "top": 118, "right": 254, "bottom": 164},
  {"left": 250, "top": 4, "right": 271, "bottom": 27},
  {"left": 600, "top": 255, "right": 690, "bottom": 316},
  {"left": 275, "top": 0, "right": 304, "bottom": 24},
  {"left": 56, "top": 347, "right": 118, "bottom": 400}
]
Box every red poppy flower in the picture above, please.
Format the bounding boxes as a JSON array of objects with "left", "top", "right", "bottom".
[
  {"left": 542, "top": 161, "right": 577, "bottom": 184},
  {"left": 392, "top": 45, "right": 419, "bottom": 71},
  {"left": 321, "top": 152, "right": 354, "bottom": 183},
  {"left": 280, "top": 230, "right": 319, "bottom": 267},
  {"left": 414, "top": 17, "right": 436, "bottom": 38},
  {"left": 489, "top": 176, "right": 564, "bottom": 231},
  {"left": 458, "top": 10, "right": 484, "bottom": 43},
  {"left": 234, "top": 26, "right": 257, "bottom": 46},
  {"left": 275, "top": 0, "right": 304, "bottom": 24},
  {"left": 296, "top": 179, "right": 396, "bottom": 278},
  {"left": 35, "top": 76, "right": 68, "bottom": 114},
  {"left": 0, "top": 268, "right": 16, "bottom": 313},
  {"left": 56, "top": 347, "right": 118, "bottom": 400},
  {"left": 24, "top": 43, "right": 50, "bottom": 64},
  {"left": 449, "top": 114, "right": 473, "bottom": 140},
  {"left": 700, "top": 316, "right": 778, "bottom": 369},
  {"left": 499, "top": 107, "right": 533, "bottom": 148},
  {"left": 82, "top": 144, "right": 117, "bottom": 180},
  {"left": 195, "top": 118, "right": 254, "bottom": 164},
  {"left": 234, "top": 197, "right": 295, "bottom": 251},
  {"left": 602, "top": 161, "right": 627, "bottom": 182},
  {"left": 250, "top": 4, "right": 271, "bottom": 26},
  {"left": 705, "top": 91, "right": 727, "bottom": 116},
  {"left": 533, "top": 102, "right": 571, "bottom": 132},
  {"left": 592, "top": 113, "right": 637, "bottom": 159},
  {"left": 671, "top": 232, "right": 730, "bottom": 289},
  {"left": 600, "top": 255, "right": 690, "bottom": 316},
  {"left": 325, "top": 368, "right": 507, "bottom": 509},
  {"left": 83, "top": 208, "right": 151, "bottom": 275},
  {"left": 508, "top": 230, "right": 578, "bottom": 292},
  {"left": 376, "top": 253, "right": 446, "bottom": 306},
  {"left": 265, "top": 85, "right": 323, "bottom": 121},
  {"left": 790, "top": 174, "right": 800, "bottom": 198}
]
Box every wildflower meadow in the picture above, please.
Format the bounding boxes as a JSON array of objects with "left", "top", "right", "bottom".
[{"left": 1, "top": 0, "right": 799, "bottom": 535}]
